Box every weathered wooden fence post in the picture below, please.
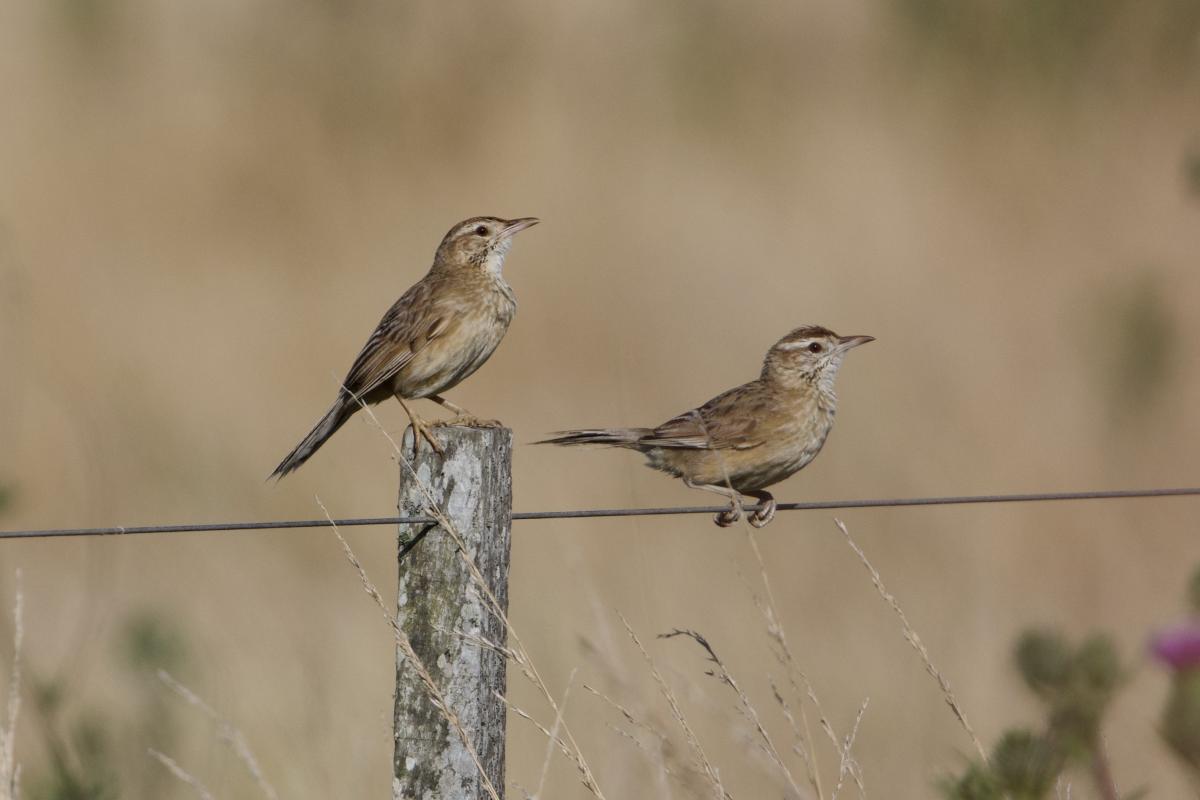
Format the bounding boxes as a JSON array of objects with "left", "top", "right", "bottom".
[{"left": 393, "top": 425, "right": 512, "bottom": 800}]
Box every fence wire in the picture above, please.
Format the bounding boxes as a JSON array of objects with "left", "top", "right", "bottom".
[{"left": 0, "top": 487, "right": 1196, "bottom": 540}]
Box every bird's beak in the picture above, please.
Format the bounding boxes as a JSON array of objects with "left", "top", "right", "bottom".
[
  {"left": 500, "top": 217, "right": 540, "bottom": 237},
  {"left": 837, "top": 334, "right": 875, "bottom": 351}
]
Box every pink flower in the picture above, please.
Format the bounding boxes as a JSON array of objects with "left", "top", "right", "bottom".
[{"left": 1151, "top": 624, "right": 1200, "bottom": 670}]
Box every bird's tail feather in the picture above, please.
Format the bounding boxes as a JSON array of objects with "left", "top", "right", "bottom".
[
  {"left": 269, "top": 398, "right": 356, "bottom": 479},
  {"left": 536, "top": 428, "right": 652, "bottom": 447}
]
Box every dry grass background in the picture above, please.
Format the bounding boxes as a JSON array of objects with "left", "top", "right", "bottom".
[{"left": 0, "top": 0, "right": 1198, "bottom": 797}]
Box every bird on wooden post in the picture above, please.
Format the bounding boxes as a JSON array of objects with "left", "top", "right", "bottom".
[
  {"left": 270, "top": 216, "right": 539, "bottom": 479},
  {"left": 539, "top": 325, "right": 873, "bottom": 528}
]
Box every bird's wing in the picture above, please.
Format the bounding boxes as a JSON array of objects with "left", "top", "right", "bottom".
[
  {"left": 341, "top": 278, "right": 451, "bottom": 399},
  {"left": 640, "top": 383, "right": 766, "bottom": 451}
]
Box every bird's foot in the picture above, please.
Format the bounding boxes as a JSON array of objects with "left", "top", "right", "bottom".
[
  {"left": 407, "top": 416, "right": 445, "bottom": 458},
  {"left": 435, "top": 415, "right": 504, "bottom": 429},
  {"left": 748, "top": 495, "right": 777, "bottom": 528},
  {"left": 713, "top": 502, "right": 742, "bottom": 528},
  {"left": 394, "top": 395, "right": 444, "bottom": 458}
]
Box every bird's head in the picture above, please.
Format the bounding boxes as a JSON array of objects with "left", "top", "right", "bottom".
[
  {"left": 762, "top": 325, "right": 874, "bottom": 390},
  {"left": 434, "top": 216, "right": 540, "bottom": 275}
]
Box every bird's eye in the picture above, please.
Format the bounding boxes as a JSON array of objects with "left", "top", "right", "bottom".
[
  {"left": 807, "top": 342, "right": 823, "bottom": 353},
  {"left": 474, "top": 225, "right": 488, "bottom": 236}
]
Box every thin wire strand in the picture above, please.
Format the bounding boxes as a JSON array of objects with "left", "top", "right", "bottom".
[{"left": 0, "top": 487, "right": 1196, "bottom": 540}]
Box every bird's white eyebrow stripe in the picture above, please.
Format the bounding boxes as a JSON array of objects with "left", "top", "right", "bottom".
[{"left": 776, "top": 340, "right": 813, "bottom": 350}]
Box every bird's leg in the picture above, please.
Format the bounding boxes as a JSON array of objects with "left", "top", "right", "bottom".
[
  {"left": 429, "top": 394, "right": 469, "bottom": 416},
  {"left": 745, "top": 490, "right": 777, "bottom": 528},
  {"left": 684, "top": 478, "right": 745, "bottom": 528},
  {"left": 428, "top": 394, "right": 503, "bottom": 428},
  {"left": 394, "top": 395, "right": 444, "bottom": 457}
]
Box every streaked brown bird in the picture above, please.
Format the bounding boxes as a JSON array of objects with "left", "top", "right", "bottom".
[
  {"left": 539, "top": 326, "right": 873, "bottom": 527},
  {"left": 270, "top": 215, "right": 539, "bottom": 479}
]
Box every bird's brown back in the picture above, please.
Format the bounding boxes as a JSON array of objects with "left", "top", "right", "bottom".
[
  {"left": 269, "top": 215, "right": 536, "bottom": 479},
  {"left": 641, "top": 377, "right": 835, "bottom": 491},
  {"left": 343, "top": 256, "right": 516, "bottom": 405}
]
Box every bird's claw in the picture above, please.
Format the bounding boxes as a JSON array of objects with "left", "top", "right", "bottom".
[
  {"left": 748, "top": 497, "right": 777, "bottom": 528},
  {"left": 409, "top": 418, "right": 445, "bottom": 458},
  {"left": 713, "top": 504, "right": 742, "bottom": 528}
]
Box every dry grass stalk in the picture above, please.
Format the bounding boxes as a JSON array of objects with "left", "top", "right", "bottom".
[
  {"left": 583, "top": 684, "right": 671, "bottom": 754},
  {"left": 585, "top": 683, "right": 696, "bottom": 793},
  {"left": 619, "top": 613, "right": 732, "bottom": 800},
  {"left": 148, "top": 749, "right": 216, "bottom": 800},
  {"left": 499, "top": 690, "right": 608, "bottom": 795},
  {"left": 746, "top": 547, "right": 836, "bottom": 799},
  {"left": 488, "top": 681, "right": 603, "bottom": 799},
  {"left": 318, "top": 497, "right": 502, "bottom": 800},
  {"left": 349, "top": 398, "right": 606, "bottom": 798},
  {"left": 833, "top": 518, "right": 987, "bottom": 763},
  {"left": 157, "top": 670, "right": 278, "bottom": 800},
  {"left": 499, "top": 693, "right": 571, "bottom": 757},
  {"left": 532, "top": 668, "right": 577, "bottom": 799},
  {"left": 434, "top": 623, "right": 520, "bottom": 662},
  {"left": 586, "top": 680, "right": 731, "bottom": 799},
  {"left": 606, "top": 721, "right": 674, "bottom": 776},
  {"left": 579, "top": 610, "right": 703, "bottom": 796},
  {"left": 0, "top": 571, "right": 22, "bottom": 800},
  {"left": 405, "top": 509, "right": 603, "bottom": 795},
  {"left": 709, "top": 437, "right": 829, "bottom": 799},
  {"left": 830, "top": 698, "right": 868, "bottom": 800},
  {"left": 660, "top": 628, "right": 807, "bottom": 799},
  {"left": 767, "top": 674, "right": 824, "bottom": 798}
]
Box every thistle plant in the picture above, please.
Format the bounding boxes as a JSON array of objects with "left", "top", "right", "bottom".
[
  {"left": 940, "top": 629, "right": 1123, "bottom": 800},
  {"left": 1151, "top": 566, "right": 1200, "bottom": 775}
]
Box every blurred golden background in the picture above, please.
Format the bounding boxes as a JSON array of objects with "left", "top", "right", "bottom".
[{"left": 1, "top": 0, "right": 1198, "bottom": 797}]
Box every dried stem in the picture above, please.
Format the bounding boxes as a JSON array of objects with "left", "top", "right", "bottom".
[
  {"left": 830, "top": 698, "right": 868, "bottom": 800},
  {"left": 707, "top": 426, "right": 828, "bottom": 799},
  {"left": 533, "top": 668, "right": 578, "bottom": 799},
  {"left": 149, "top": 749, "right": 216, "bottom": 800},
  {"left": 319, "top": 497, "right": 502, "bottom": 800},
  {"left": 1090, "top": 741, "right": 1120, "bottom": 800},
  {"left": 661, "top": 628, "right": 805, "bottom": 799},
  {"left": 347, "top": 397, "right": 607, "bottom": 798},
  {"left": 157, "top": 670, "right": 278, "bottom": 800},
  {"left": 620, "top": 614, "right": 731, "bottom": 800},
  {"left": 745, "top": 529, "right": 835, "bottom": 799},
  {"left": 834, "top": 518, "right": 987, "bottom": 763}
]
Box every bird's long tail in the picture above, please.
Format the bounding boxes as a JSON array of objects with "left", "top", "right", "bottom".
[
  {"left": 270, "top": 396, "right": 357, "bottom": 479},
  {"left": 536, "top": 428, "right": 653, "bottom": 447}
]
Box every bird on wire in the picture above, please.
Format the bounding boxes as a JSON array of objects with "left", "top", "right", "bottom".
[
  {"left": 539, "top": 325, "right": 873, "bottom": 527},
  {"left": 270, "top": 216, "right": 539, "bottom": 479}
]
